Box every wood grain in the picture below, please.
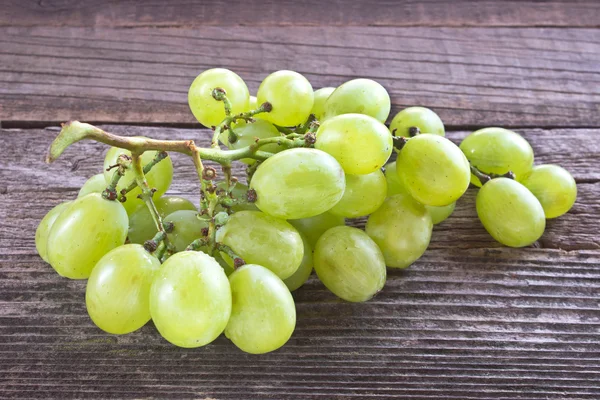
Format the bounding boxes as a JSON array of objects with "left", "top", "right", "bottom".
[{"left": 1, "top": 26, "right": 599, "bottom": 128}]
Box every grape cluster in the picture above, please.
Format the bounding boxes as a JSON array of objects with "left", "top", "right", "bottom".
[{"left": 36, "top": 68, "right": 577, "bottom": 354}]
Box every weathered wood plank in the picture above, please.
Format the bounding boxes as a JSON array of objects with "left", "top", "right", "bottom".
[{"left": 1, "top": 26, "right": 599, "bottom": 128}]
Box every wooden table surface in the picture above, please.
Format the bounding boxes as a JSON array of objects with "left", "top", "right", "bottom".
[{"left": 1, "top": 1, "right": 600, "bottom": 399}]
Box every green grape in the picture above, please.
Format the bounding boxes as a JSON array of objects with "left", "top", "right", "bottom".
[
  {"left": 314, "top": 226, "right": 386, "bottom": 302},
  {"left": 164, "top": 210, "right": 209, "bottom": 252},
  {"left": 288, "top": 212, "right": 345, "bottom": 248},
  {"left": 78, "top": 174, "right": 106, "bottom": 198},
  {"left": 188, "top": 68, "right": 250, "bottom": 127},
  {"left": 35, "top": 201, "right": 73, "bottom": 263},
  {"left": 128, "top": 196, "right": 196, "bottom": 245},
  {"left": 476, "top": 178, "right": 545, "bottom": 247},
  {"left": 225, "top": 264, "right": 296, "bottom": 354},
  {"left": 219, "top": 119, "right": 284, "bottom": 164},
  {"left": 396, "top": 134, "right": 470, "bottom": 206},
  {"left": 520, "top": 165, "right": 577, "bottom": 219},
  {"left": 250, "top": 148, "right": 346, "bottom": 219},
  {"left": 315, "top": 114, "right": 392, "bottom": 175},
  {"left": 366, "top": 194, "right": 432, "bottom": 269},
  {"left": 150, "top": 251, "right": 231, "bottom": 348},
  {"left": 249, "top": 95, "right": 258, "bottom": 110},
  {"left": 283, "top": 234, "right": 313, "bottom": 292},
  {"left": 216, "top": 211, "right": 304, "bottom": 279},
  {"left": 460, "top": 127, "right": 534, "bottom": 186},
  {"left": 323, "top": 79, "right": 391, "bottom": 123},
  {"left": 256, "top": 70, "right": 314, "bottom": 126},
  {"left": 330, "top": 170, "right": 387, "bottom": 218},
  {"left": 216, "top": 181, "right": 258, "bottom": 213},
  {"left": 47, "top": 193, "right": 128, "bottom": 279},
  {"left": 86, "top": 244, "right": 160, "bottom": 334},
  {"left": 427, "top": 202, "right": 456, "bottom": 225},
  {"left": 389, "top": 107, "right": 445, "bottom": 137},
  {"left": 311, "top": 87, "right": 335, "bottom": 121},
  {"left": 103, "top": 146, "right": 174, "bottom": 214}
]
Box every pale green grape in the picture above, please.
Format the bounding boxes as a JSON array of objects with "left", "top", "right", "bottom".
[
  {"left": 427, "top": 202, "right": 456, "bottom": 225},
  {"left": 460, "top": 127, "right": 534, "bottom": 186},
  {"left": 78, "top": 174, "right": 106, "bottom": 198},
  {"left": 330, "top": 170, "right": 387, "bottom": 218},
  {"left": 150, "top": 251, "right": 231, "bottom": 348},
  {"left": 366, "top": 194, "right": 432, "bottom": 269},
  {"left": 476, "top": 178, "right": 545, "bottom": 247},
  {"left": 323, "top": 79, "right": 390, "bottom": 123},
  {"left": 220, "top": 119, "right": 284, "bottom": 164},
  {"left": 103, "top": 146, "right": 173, "bottom": 214},
  {"left": 225, "top": 264, "right": 296, "bottom": 354},
  {"left": 47, "top": 193, "right": 128, "bottom": 279},
  {"left": 520, "top": 165, "right": 577, "bottom": 219},
  {"left": 35, "top": 201, "right": 73, "bottom": 263},
  {"left": 216, "top": 211, "right": 304, "bottom": 279},
  {"left": 188, "top": 68, "right": 249, "bottom": 127},
  {"left": 316, "top": 114, "right": 392, "bottom": 175},
  {"left": 86, "top": 244, "right": 160, "bottom": 334},
  {"left": 283, "top": 234, "right": 313, "bottom": 292},
  {"left": 389, "top": 107, "right": 445, "bottom": 137},
  {"left": 249, "top": 95, "right": 258, "bottom": 110},
  {"left": 288, "top": 212, "right": 345, "bottom": 248},
  {"left": 164, "top": 210, "right": 209, "bottom": 252},
  {"left": 250, "top": 148, "right": 346, "bottom": 219},
  {"left": 256, "top": 70, "right": 314, "bottom": 126},
  {"left": 128, "top": 196, "right": 196, "bottom": 245},
  {"left": 396, "top": 134, "right": 470, "bottom": 206},
  {"left": 314, "top": 226, "right": 386, "bottom": 302},
  {"left": 311, "top": 87, "right": 335, "bottom": 121}
]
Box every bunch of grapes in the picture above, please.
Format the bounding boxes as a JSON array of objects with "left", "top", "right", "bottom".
[{"left": 36, "top": 69, "right": 577, "bottom": 354}]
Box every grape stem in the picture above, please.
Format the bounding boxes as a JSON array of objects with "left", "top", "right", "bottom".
[
  {"left": 103, "top": 154, "right": 131, "bottom": 201},
  {"left": 215, "top": 243, "right": 246, "bottom": 269},
  {"left": 470, "top": 164, "right": 516, "bottom": 185},
  {"left": 118, "top": 151, "right": 169, "bottom": 202}
]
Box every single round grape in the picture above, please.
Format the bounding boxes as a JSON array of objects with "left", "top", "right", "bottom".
[
  {"left": 476, "top": 178, "right": 546, "bottom": 247},
  {"left": 220, "top": 119, "right": 284, "bottom": 164},
  {"left": 225, "top": 264, "right": 296, "bottom": 354},
  {"left": 103, "top": 146, "right": 174, "bottom": 214},
  {"left": 288, "top": 212, "right": 345, "bottom": 248},
  {"left": 250, "top": 148, "right": 346, "bottom": 219},
  {"left": 366, "top": 194, "right": 432, "bottom": 269},
  {"left": 460, "top": 127, "right": 534, "bottom": 186},
  {"left": 311, "top": 87, "right": 335, "bottom": 121},
  {"left": 520, "top": 165, "right": 577, "bottom": 219},
  {"left": 330, "top": 170, "right": 387, "bottom": 218},
  {"left": 188, "top": 68, "right": 250, "bottom": 127},
  {"left": 78, "top": 173, "right": 106, "bottom": 198},
  {"left": 164, "top": 210, "right": 209, "bottom": 252},
  {"left": 86, "top": 244, "right": 160, "bottom": 334},
  {"left": 150, "top": 251, "right": 231, "bottom": 348},
  {"left": 384, "top": 162, "right": 408, "bottom": 196},
  {"left": 35, "top": 201, "right": 73, "bottom": 263},
  {"left": 256, "top": 70, "right": 314, "bottom": 126},
  {"left": 47, "top": 193, "right": 128, "bottom": 279},
  {"left": 128, "top": 196, "right": 196, "bottom": 245},
  {"left": 215, "top": 211, "right": 304, "bottom": 279},
  {"left": 389, "top": 107, "right": 444, "bottom": 137},
  {"left": 396, "top": 134, "right": 470, "bottom": 206},
  {"left": 427, "top": 202, "right": 456, "bottom": 225},
  {"left": 283, "top": 234, "right": 313, "bottom": 292},
  {"left": 323, "top": 79, "right": 391, "bottom": 123},
  {"left": 316, "top": 114, "right": 393, "bottom": 175},
  {"left": 248, "top": 95, "right": 258, "bottom": 110},
  {"left": 314, "top": 226, "right": 386, "bottom": 302}
]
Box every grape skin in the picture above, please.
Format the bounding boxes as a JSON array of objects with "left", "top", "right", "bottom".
[
  {"left": 520, "top": 165, "right": 577, "bottom": 219},
  {"left": 219, "top": 119, "right": 284, "bottom": 164},
  {"left": 257, "top": 70, "right": 314, "bottom": 127},
  {"left": 323, "top": 79, "right": 391, "bottom": 123},
  {"left": 311, "top": 87, "right": 335, "bottom": 121},
  {"left": 330, "top": 170, "right": 387, "bottom": 218},
  {"left": 288, "top": 212, "right": 345, "bottom": 248},
  {"left": 163, "top": 210, "right": 209, "bottom": 252},
  {"left": 389, "top": 107, "right": 445, "bottom": 137},
  {"left": 78, "top": 174, "right": 106, "bottom": 198},
  {"left": 283, "top": 234, "right": 314, "bottom": 292},
  {"left": 35, "top": 201, "right": 73, "bottom": 263}
]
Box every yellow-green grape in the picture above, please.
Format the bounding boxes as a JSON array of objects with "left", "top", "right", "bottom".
[
  {"left": 188, "top": 68, "right": 249, "bottom": 127},
  {"left": 460, "top": 127, "right": 534, "bottom": 187},
  {"left": 520, "top": 165, "right": 577, "bottom": 219},
  {"left": 330, "top": 170, "right": 387, "bottom": 218},
  {"left": 35, "top": 201, "right": 73, "bottom": 263},
  {"left": 389, "top": 106, "right": 444, "bottom": 137},
  {"left": 283, "top": 234, "right": 313, "bottom": 292},
  {"left": 250, "top": 148, "right": 346, "bottom": 219},
  {"left": 47, "top": 193, "right": 128, "bottom": 279},
  {"left": 225, "top": 264, "right": 296, "bottom": 354},
  {"left": 164, "top": 210, "right": 209, "bottom": 252},
  {"left": 86, "top": 244, "right": 160, "bottom": 334},
  {"left": 311, "top": 87, "right": 335, "bottom": 121},
  {"left": 314, "top": 226, "right": 386, "bottom": 302},
  {"left": 288, "top": 212, "right": 345, "bottom": 248},
  {"left": 476, "top": 178, "right": 546, "bottom": 247},
  {"left": 103, "top": 147, "right": 173, "bottom": 214},
  {"left": 323, "top": 79, "right": 391, "bottom": 123},
  {"left": 396, "top": 134, "right": 470, "bottom": 206},
  {"left": 249, "top": 95, "right": 258, "bottom": 110},
  {"left": 150, "top": 251, "right": 231, "bottom": 348},
  {"left": 316, "top": 114, "right": 393, "bottom": 175},
  {"left": 256, "top": 70, "right": 314, "bottom": 126},
  {"left": 366, "top": 194, "right": 432, "bottom": 269},
  {"left": 215, "top": 211, "right": 304, "bottom": 279},
  {"left": 219, "top": 120, "right": 284, "bottom": 164},
  {"left": 128, "top": 196, "right": 196, "bottom": 245},
  {"left": 78, "top": 174, "right": 106, "bottom": 198}
]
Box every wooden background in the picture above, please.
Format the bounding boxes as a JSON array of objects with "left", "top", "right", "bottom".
[{"left": 1, "top": 1, "right": 600, "bottom": 398}]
